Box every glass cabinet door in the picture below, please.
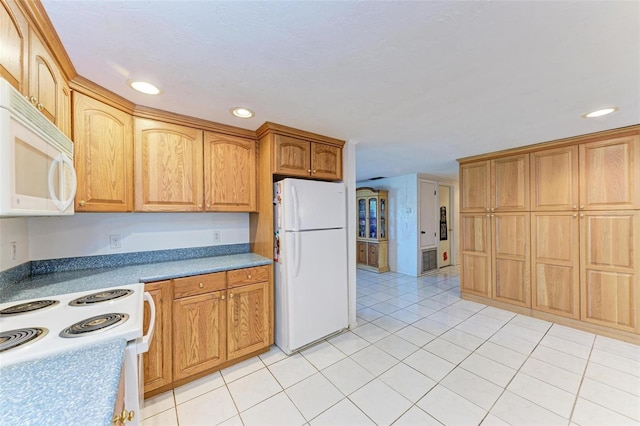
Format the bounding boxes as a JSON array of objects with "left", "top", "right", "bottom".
[
  {"left": 369, "top": 198, "right": 377, "bottom": 239},
  {"left": 380, "top": 198, "right": 386, "bottom": 239},
  {"left": 358, "top": 198, "right": 366, "bottom": 237}
]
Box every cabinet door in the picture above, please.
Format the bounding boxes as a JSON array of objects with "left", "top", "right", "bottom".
[
  {"left": 58, "top": 82, "right": 71, "bottom": 138},
  {"left": 134, "top": 118, "right": 203, "bottom": 211},
  {"left": 311, "top": 143, "right": 342, "bottom": 180},
  {"left": 0, "top": 0, "right": 28, "bottom": 92},
  {"left": 367, "top": 243, "right": 378, "bottom": 267},
  {"left": 460, "top": 214, "right": 491, "bottom": 297},
  {"left": 580, "top": 211, "right": 640, "bottom": 332},
  {"left": 491, "top": 154, "right": 529, "bottom": 211},
  {"left": 204, "top": 132, "right": 257, "bottom": 212},
  {"left": 492, "top": 212, "right": 530, "bottom": 307},
  {"left": 530, "top": 146, "right": 579, "bottom": 211},
  {"left": 74, "top": 92, "right": 133, "bottom": 212},
  {"left": 273, "top": 134, "right": 310, "bottom": 177},
  {"left": 358, "top": 198, "right": 367, "bottom": 238},
  {"left": 173, "top": 291, "right": 226, "bottom": 380},
  {"left": 357, "top": 241, "right": 367, "bottom": 264},
  {"left": 143, "top": 281, "right": 173, "bottom": 394},
  {"left": 531, "top": 213, "right": 579, "bottom": 318},
  {"left": 28, "top": 30, "right": 59, "bottom": 124},
  {"left": 579, "top": 136, "right": 640, "bottom": 210},
  {"left": 460, "top": 161, "right": 489, "bottom": 212},
  {"left": 227, "top": 282, "right": 269, "bottom": 360}
]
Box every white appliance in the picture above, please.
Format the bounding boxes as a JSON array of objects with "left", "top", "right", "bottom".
[
  {"left": 0, "top": 77, "right": 77, "bottom": 216},
  {"left": 0, "top": 284, "right": 155, "bottom": 425},
  {"left": 274, "top": 178, "right": 348, "bottom": 354}
]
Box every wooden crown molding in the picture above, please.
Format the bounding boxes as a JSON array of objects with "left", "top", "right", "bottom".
[
  {"left": 18, "top": 0, "right": 76, "bottom": 80},
  {"left": 256, "top": 122, "right": 345, "bottom": 147},
  {"left": 457, "top": 124, "right": 640, "bottom": 164},
  {"left": 70, "top": 76, "right": 136, "bottom": 114}
]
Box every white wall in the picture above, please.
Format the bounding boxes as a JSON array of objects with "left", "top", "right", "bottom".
[
  {"left": 344, "top": 140, "right": 358, "bottom": 328},
  {"left": 358, "top": 174, "right": 419, "bottom": 276},
  {"left": 28, "top": 213, "right": 249, "bottom": 261},
  {"left": 0, "top": 218, "right": 29, "bottom": 271}
]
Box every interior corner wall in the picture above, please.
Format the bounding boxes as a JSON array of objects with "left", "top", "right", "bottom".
[
  {"left": 0, "top": 218, "right": 30, "bottom": 272},
  {"left": 357, "top": 174, "right": 419, "bottom": 276},
  {"left": 345, "top": 140, "right": 358, "bottom": 328}
]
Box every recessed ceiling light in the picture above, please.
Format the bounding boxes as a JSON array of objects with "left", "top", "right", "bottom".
[
  {"left": 127, "top": 80, "right": 161, "bottom": 95},
  {"left": 230, "top": 107, "right": 254, "bottom": 118},
  {"left": 582, "top": 107, "right": 618, "bottom": 118}
]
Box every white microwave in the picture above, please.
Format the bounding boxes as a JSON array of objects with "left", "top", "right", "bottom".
[{"left": 0, "top": 78, "right": 76, "bottom": 216}]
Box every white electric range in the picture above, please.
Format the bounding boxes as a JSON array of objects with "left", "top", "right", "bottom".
[{"left": 0, "top": 284, "right": 155, "bottom": 424}]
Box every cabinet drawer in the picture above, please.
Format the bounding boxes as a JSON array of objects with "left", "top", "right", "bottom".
[
  {"left": 173, "top": 272, "right": 226, "bottom": 299},
  {"left": 227, "top": 266, "right": 270, "bottom": 288}
]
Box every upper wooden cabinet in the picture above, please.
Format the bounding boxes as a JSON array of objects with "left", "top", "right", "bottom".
[
  {"left": 204, "top": 132, "right": 257, "bottom": 212},
  {"left": 461, "top": 154, "right": 529, "bottom": 212},
  {"left": 531, "top": 145, "right": 579, "bottom": 211},
  {"left": 73, "top": 91, "right": 133, "bottom": 212},
  {"left": 0, "top": 0, "right": 28, "bottom": 92},
  {"left": 134, "top": 118, "right": 204, "bottom": 212},
  {"left": 273, "top": 134, "right": 342, "bottom": 181},
  {"left": 579, "top": 136, "right": 640, "bottom": 210}
]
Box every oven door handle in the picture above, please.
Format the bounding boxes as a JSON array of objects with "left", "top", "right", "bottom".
[{"left": 139, "top": 291, "right": 156, "bottom": 353}]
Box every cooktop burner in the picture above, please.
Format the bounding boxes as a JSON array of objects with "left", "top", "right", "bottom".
[
  {"left": 0, "top": 328, "right": 49, "bottom": 353},
  {"left": 68, "top": 289, "right": 133, "bottom": 306},
  {"left": 59, "top": 313, "right": 129, "bottom": 338},
  {"left": 0, "top": 300, "right": 59, "bottom": 316}
]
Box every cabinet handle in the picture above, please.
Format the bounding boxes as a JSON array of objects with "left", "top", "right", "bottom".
[
  {"left": 199, "top": 283, "right": 204, "bottom": 288},
  {"left": 229, "top": 293, "right": 234, "bottom": 298},
  {"left": 247, "top": 274, "right": 252, "bottom": 279},
  {"left": 113, "top": 410, "right": 132, "bottom": 424},
  {"left": 79, "top": 200, "right": 86, "bottom": 207},
  {"left": 127, "top": 411, "right": 135, "bottom": 422},
  {"left": 221, "top": 294, "right": 225, "bottom": 300}
]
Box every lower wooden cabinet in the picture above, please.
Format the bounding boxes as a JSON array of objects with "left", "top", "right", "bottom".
[
  {"left": 143, "top": 265, "right": 272, "bottom": 396},
  {"left": 355, "top": 241, "right": 389, "bottom": 273},
  {"left": 492, "top": 213, "right": 530, "bottom": 308},
  {"left": 143, "top": 280, "right": 173, "bottom": 393},
  {"left": 460, "top": 214, "right": 492, "bottom": 298}
]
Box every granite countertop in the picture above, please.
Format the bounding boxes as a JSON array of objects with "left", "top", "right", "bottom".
[
  {"left": 0, "top": 338, "right": 127, "bottom": 426},
  {"left": 2, "top": 252, "right": 272, "bottom": 302}
]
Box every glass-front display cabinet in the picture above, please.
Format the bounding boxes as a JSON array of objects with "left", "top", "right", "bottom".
[{"left": 356, "top": 187, "right": 389, "bottom": 273}]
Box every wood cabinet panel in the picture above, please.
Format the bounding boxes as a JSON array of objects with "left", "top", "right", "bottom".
[
  {"left": 531, "top": 146, "right": 579, "bottom": 211},
  {"left": 460, "top": 214, "right": 491, "bottom": 297},
  {"left": 227, "top": 266, "right": 270, "bottom": 288},
  {"left": 227, "top": 282, "right": 269, "bottom": 360},
  {"left": 311, "top": 143, "right": 342, "bottom": 180},
  {"left": 579, "top": 136, "right": 640, "bottom": 210},
  {"left": 28, "top": 31, "right": 59, "bottom": 124},
  {"left": 173, "top": 292, "right": 226, "bottom": 380},
  {"left": 531, "top": 213, "right": 580, "bottom": 318},
  {"left": 491, "top": 154, "right": 529, "bottom": 211},
  {"left": 273, "top": 134, "right": 310, "bottom": 177},
  {"left": 367, "top": 243, "right": 379, "bottom": 267},
  {"left": 134, "top": 118, "right": 204, "bottom": 211},
  {"left": 143, "top": 281, "right": 173, "bottom": 394},
  {"left": 581, "top": 211, "right": 639, "bottom": 332},
  {"left": 204, "top": 132, "right": 257, "bottom": 212},
  {"left": 492, "top": 213, "right": 530, "bottom": 307},
  {"left": 357, "top": 241, "right": 367, "bottom": 264},
  {"left": 460, "top": 161, "right": 489, "bottom": 212},
  {"left": 0, "top": 0, "right": 27, "bottom": 91},
  {"left": 73, "top": 92, "right": 133, "bottom": 212},
  {"left": 173, "top": 272, "right": 226, "bottom": 299}
]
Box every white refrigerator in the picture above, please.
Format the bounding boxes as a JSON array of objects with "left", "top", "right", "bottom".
[{"left": 274, "top": 178, "right": 348, "bottom": 354}]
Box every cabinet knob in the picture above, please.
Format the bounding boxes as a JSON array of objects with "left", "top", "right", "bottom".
[
  {"left": 199, "top": 283, "right": 204, "bottom": 288},
  {"left": 221, "top": 294, "right": 226, "bottom": 300},
  {"left": 229, "top": 293, "right": 234, "bottom": 298},
  {"left": 580, "top": 213, "right": 584, "bottom": 218},
  {"left": 572, "top": 205, "right": 577, "bottom": 210},
  {"left": 307, "top": 169, "right": 311, "bottom": 173},
  {"left": 313, "top": 169, "right": 317, "bottom": 174},
  {"left": 198, "top": 204, "right": 202, "bottom": 208},
  {"left": 491, "top": 208, "right": 495, "bottom": 211},
  {"left": 29, "top": 96, "right": 37, "bottom": 105},
  {"left": 573, "top": 213, "right": 577, "bottom": 218},
  {"left": 37, "top": 103, "right": 43, "bottom": 111},
  {"left": 248, "top": 274, "right": 252, "bottom": 279},
  {"left": 485, "top": 208, "right": 490, "bottom": 212},
  {"left": 486, "top": 214, "right": 490, "bottom": 217},
  {"left": 79, "top": 200, "right": 86, "bottom": 207},
  {"left": 490, "top": 214, "right": 494, "bottom": 217},
  {"left": 580, "top": 205, "right": 585, "bottom": 209},
  {"left": 127, "top": 411, "right": 135, "bottom": 422},
  {"left": 206, "top": 204, "right": 210, "bottom": 209}
]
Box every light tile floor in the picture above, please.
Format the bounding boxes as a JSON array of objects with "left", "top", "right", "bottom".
[{"left": 142, "top": 266, "right": 640, "bottom": 426}]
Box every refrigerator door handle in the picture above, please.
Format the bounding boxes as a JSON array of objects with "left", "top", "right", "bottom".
[
  {"left": 292, "top": 185, "right": 300, "bottom": 231},
  {"left": 294, "top": 231, "right": 301, "bottom": 277}
]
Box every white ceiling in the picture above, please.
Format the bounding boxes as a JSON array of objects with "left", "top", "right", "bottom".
[{"left": 42, "top": 1, "right": 640, "bottom": 181}]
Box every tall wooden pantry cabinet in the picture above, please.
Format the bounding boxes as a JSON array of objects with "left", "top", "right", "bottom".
[{"left": 356, "top": 188, "right": 389, "bottom": 273}]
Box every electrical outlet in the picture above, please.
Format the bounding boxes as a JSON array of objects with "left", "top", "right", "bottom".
[
  {"left": 10, "top": 241, "right": 17, "bottom": 261},
  {"left": 212, "top": 231, "right": 221, "bottom": 243},
  {"left": 109, "top": 234, "right": 122, "bottom": 249}
]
